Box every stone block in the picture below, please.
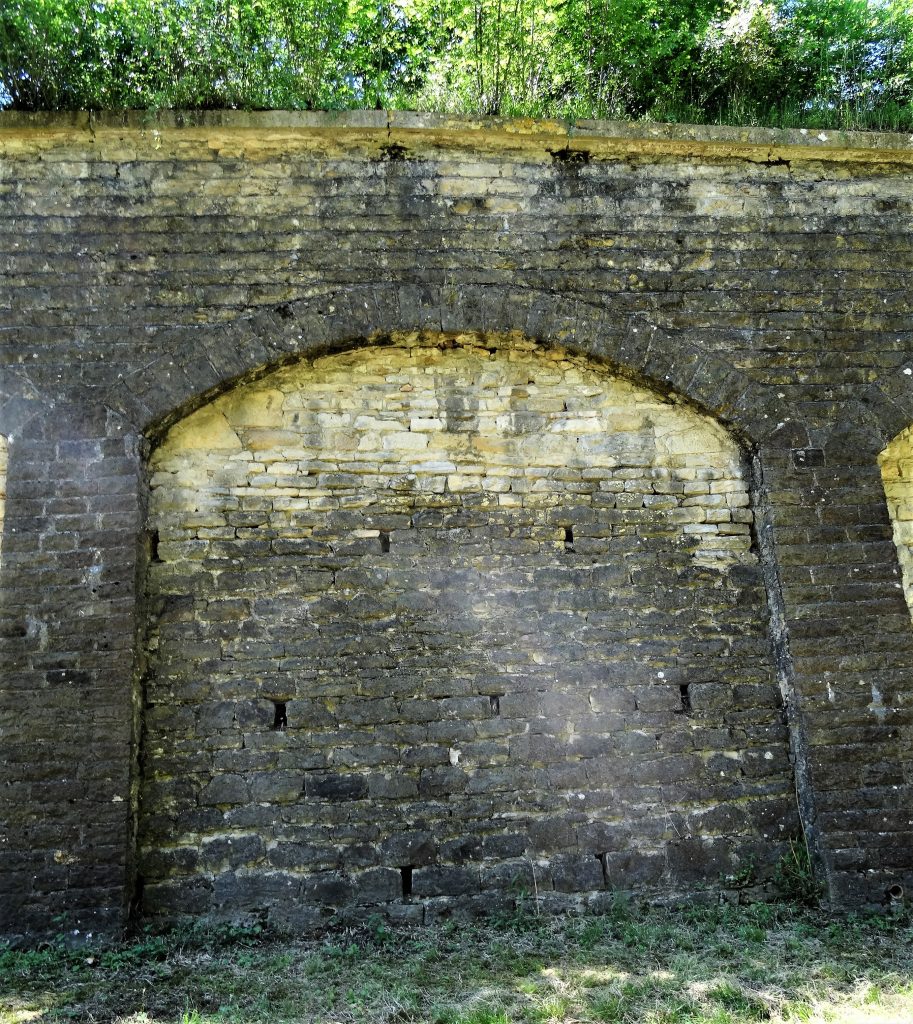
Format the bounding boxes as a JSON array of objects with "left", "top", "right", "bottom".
[
  {"left": 550, "top": 853, "right": 606, "bottom": 893},
  {"left": 412, "top": 865, "right": 480, "bottom": 897},
  {"left": 379, "top": 832, "right": 437, "bottom": 867},
  {"left": 305, "top": 773, "right": 369, "bottom": 802}
]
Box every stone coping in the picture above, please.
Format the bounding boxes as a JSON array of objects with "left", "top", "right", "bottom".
[{"left": 1, "top": 108, "right": 913, "bottom": 162}]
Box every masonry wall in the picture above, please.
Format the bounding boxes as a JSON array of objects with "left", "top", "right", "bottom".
[
  {"left": 1, "top": 112, "right": 912, "bottom": 936},
  {"left": 140, "top": 333, "right": 795, "bottom": 927}
]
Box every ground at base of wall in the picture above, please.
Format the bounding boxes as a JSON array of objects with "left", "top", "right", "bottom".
[
  {"left": 2, "top": 902, "right": 911, "bottom": 1024},
  {"left": 140, "top": 880, "right": 796, "bottom": 936}
]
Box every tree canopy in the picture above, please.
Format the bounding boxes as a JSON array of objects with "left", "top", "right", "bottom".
[{"left": 1, "top": 0, "right": 912, "bottom": 130}]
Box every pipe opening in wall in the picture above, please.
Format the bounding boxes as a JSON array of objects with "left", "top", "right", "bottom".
[
  {"left": 272, "top": 702, "right": 288, "bottom": 731},
  {"left": 886, "top": 882, "right": 904, "bottom": 902},
  {"left": 400, "top": 866, "right": 413, "bottom": 900}
]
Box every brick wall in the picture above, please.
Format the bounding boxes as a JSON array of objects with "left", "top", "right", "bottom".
[{"left": 0, "top": 112, "right": 912, "bottom": 935}]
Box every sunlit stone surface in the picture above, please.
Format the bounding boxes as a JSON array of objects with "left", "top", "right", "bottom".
[{"left": 880, "top": 423, "right": 913, "bottom": 622}]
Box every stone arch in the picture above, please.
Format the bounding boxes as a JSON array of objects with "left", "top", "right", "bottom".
[
  {"left": 99, "top": 284, "right": 773, "bottom": 447},
  {"left": 879, "top": 422, "right": 913, "bottom": 623},
  {"left": 860, "top": 361, "right": 913, "bottom": 458},
  {"left": 136, "top": 330, "right": 799, "bottom": 928}
]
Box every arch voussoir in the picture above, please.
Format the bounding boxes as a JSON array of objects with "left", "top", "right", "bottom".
[
  {"left": 860, "top": 361, "right": 913, "bottom": 455},
  {"left": 96, "top": 282, "right": 774, "bottom": 446}
]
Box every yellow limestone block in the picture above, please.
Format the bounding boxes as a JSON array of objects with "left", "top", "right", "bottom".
[
  {"left": 879, "top": 424, "right": 913, "bottom": 622},
  {"left": 165, "top": 407, "right": 242, "bottom": 452},
  {"left": 224, "top": 388, "right": 285, "bottom": 428}
]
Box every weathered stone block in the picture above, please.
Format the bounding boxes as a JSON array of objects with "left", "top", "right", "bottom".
[
  {"left": 379, "top": 832, "right": 437, "bottom": 867},
  {"left": 412, "top": 865, "right": 480, "bottom": 897},
  {"left": 305, "top": 774, "right": 369, "bottom": 802},
  {"left": 199, "top": 774, "right": 250, "bottom": 806}
]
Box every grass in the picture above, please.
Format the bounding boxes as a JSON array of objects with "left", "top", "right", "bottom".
[{"left": 1, "top": 901, "right": 911, "bottom": 1024}]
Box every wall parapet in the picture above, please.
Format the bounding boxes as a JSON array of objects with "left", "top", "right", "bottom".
[{"left": 3, "top": 109, "right": 913, "bottom": 165}]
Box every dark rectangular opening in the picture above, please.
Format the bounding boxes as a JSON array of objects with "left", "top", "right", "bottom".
[
  {"left": 148, "top": 529, "right": 162, "bottom": 564},
  {"left": 564, "top": 525, "right": 574, "bottom": 552},
  {"left": 679, "top": 684, "right": 691, "bottom": 714},
  {"left": 272, "top": 702, "right": 288, "bottom": 731},
  {"left": 595, "top": 852, "right": 609, "bottom": 887},
  {"left": 400, "top": 865, "right": 413, "bottom": 900}
]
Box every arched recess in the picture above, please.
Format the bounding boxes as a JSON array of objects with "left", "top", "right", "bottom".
[
  {"left": 879, "top": 423, "right": 913, "bottom": 623},
  {"left": 136, "top": 331, "right": 799, "bottom": 928}
]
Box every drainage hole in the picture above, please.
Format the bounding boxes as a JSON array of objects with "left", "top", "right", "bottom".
[
  {"left": 564, "top": 526, "right": 575, "bottom": 552},
  {"left": 400, "top": 865, "right": 413, "bottom": 900},
  {"left": 147, "top": 529, "right": 162, "bottom": 564},
  {"left": 595, "top": 852, "right": 609, "bottom": 886},
  {"left": 272, "top": 702, "right": 288, "bottom": 731}
]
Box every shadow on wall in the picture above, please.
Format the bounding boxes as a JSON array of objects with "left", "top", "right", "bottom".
[{"left": 135, "top": 330, "right": 799, "bottom": 930}]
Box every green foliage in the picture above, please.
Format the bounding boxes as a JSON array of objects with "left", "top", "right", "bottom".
[
  {"left": 698, "top": 0, "right": 913, "bottom": 129},
  {"left": 364, "top": 911, "right": 395, "bottom": 944},
  {"left": 774, "top": 837, "right": 823, "bottom": 906},
  {"left": 411, "top": 0, "right": 564, "bottom": 116},
  {"left": 0, "top": 0, "right": 358, "bottom": 110},
  {"left": 554, "top": 0, "right": 731, "bottom": 118},
  {"left": 721, "top": 857, "right": 757, "bottom": 890},
  {"left": 706, "top": 979, "right": 771, "bottom": 1020},
  {"left": 436, "top": 1007, "right": 510, "bottom": 1024},
  {"left": 1, "top": 0, "right": 912, "bottom": 129}
]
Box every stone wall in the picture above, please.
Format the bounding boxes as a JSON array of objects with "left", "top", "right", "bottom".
[
  {"left": 1, "top": 112, "right": 912, "bottom": 936},
  {"left": 140, "top": 333, "right": 794, "bottom": 927}
]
